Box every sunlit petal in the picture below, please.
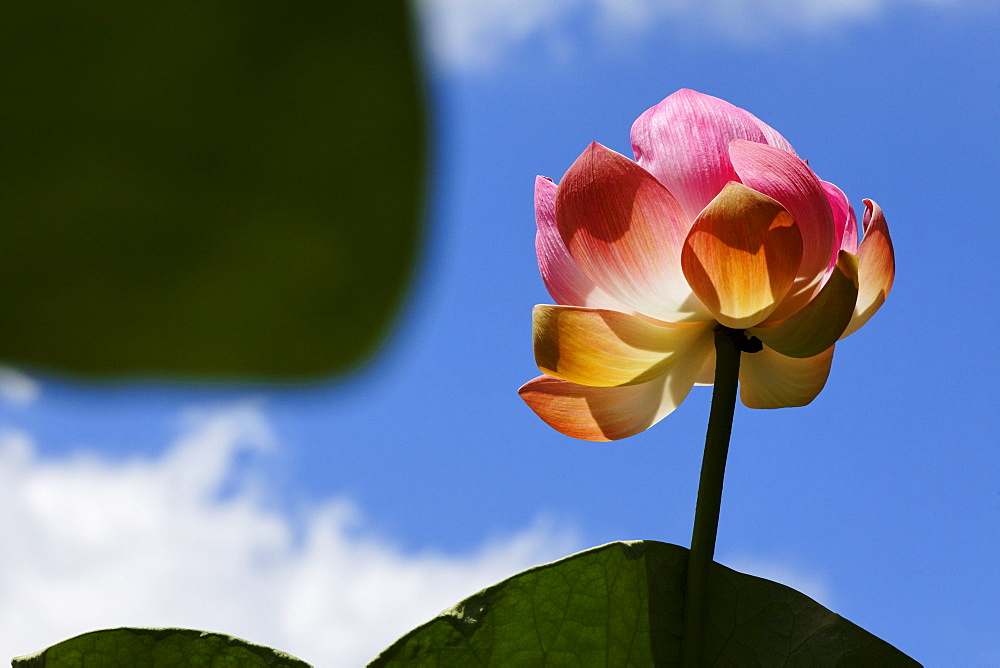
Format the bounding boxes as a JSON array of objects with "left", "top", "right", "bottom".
[
  {"left": 556, "top": 142, "right": 708, "bottom": 322},
  {"left": 739, "top": 345, "right": 835, "bottom": 409},
  {"left": 841, "top": 199, "right": 894, "bottom": 338},
  {"left": 681, "top": 182, "right": 802, "bottom": 329},
  {"left": 519, "top": 333, "right": 712, "bottom": 441},
  {"left": 751, "top": 251, "right": 858, "bottom": 358},
  {"left": 630, "top": 89, "right": 793, "bottom": 221},
  {"left": 533, "top": 305, "right": 714, "bottom": 387},
  {"left": 534, "top": 176, "right": 630, "bottom": 311},
  {"left": 730, "top": 140, "right": 836, "bottom": 317}
]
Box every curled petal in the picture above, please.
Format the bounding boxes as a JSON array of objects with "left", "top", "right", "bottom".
[
  {"left": 841, "top": 200, "right": 894, "bottom": 338},
  {"left": 730, "top": 140, "right": 836, "bottom": 317},
  {"left": 535, "top": 176, "right": 630, "bottom": 311},
  {"left": 681, "top": 182, "right": 803, "bottom": 329},
  {"left": 821, "top": 180, "right": 858, "bottom": 255},
  {"left": 740, "top": 345, "right": 835, "bottom": 409},
  {"left": 630, "top": 89, "right": 795, "bottom": 221},
  {"left": 751, "top": 251, "right": 859, "bottom": 358},
  {"left": 533, "top": 305, "right": 714, "bottom": 387},
  {"left": 519, "top": 334, "right": 713, "bottom": 441},
  {"left": 556, "top": 142, "right": 707, "bottom": 322}
]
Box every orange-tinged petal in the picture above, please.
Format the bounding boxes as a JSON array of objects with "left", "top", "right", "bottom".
[
  {"left": 533, "top": 305, "right": 713, "bottom": 387},
  {"left": 519, "top": 376, "right": 664, "bottom": 441},
  {"left": 739, "top": 345, "right": 834, "bottom": 409},
  {"left": 519, "top": 332, "right": 712, "bottom": 441},
  {"left": 681, "top": 182, "right": 803, "bottom": 329},
  {"left": 750, "top": 251, "right": 859, "bottom": 358},
  {"left": 841, "top": 200, "right": 894, "bottom": 338},
  {"left": 556, "top": 142, "right": 709, "bottom": 323}
]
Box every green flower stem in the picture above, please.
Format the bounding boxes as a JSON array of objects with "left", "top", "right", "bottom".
[{"left": 680, "top": 326, "right": 743, "bottom": 667}]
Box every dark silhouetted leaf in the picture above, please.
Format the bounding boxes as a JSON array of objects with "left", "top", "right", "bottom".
[
  {"left": 12, "top": 627, "right": 310, "bottom": 667},
  {"left": 370, "top": 541, "right": 919, "bottom": 667},
  {"left": 0, "top": 1, "right": 425, "bottom": 379}
]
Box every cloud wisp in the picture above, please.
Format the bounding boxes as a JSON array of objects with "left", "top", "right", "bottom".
[
  {"left": 0, "top": 366, "right": 40, "bottom": 406},
  {"left": 0, "top": 405, "right": 579, "bottom": 665},
  {"left": 416, "top": 0, "right": 972, "bottom": 73}
]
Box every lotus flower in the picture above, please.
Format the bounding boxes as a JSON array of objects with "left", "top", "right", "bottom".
[{"left": 519, "top": 89, "right": 894, "bottom": 441}]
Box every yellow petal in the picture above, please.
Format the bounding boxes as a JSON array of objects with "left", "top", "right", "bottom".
[
  {"left": 750, "top": 251, "right": 858, "bottom": 358},
  {"left": 519, "top": 334, "right": 712, "bottom": 441},
  {"left": 533, "top": 305, "right": 714, "bottom": 387},
  {"left": 682, "top": 182, "right": 803, "bottom": 329},
  {"left": 739, "top": 345, "right": 834, "bottom": 409}
]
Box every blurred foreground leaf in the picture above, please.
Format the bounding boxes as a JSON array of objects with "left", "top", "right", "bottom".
[
  {"left": 12, "top": 628, "right": 310, "bottom": 667},
  {"left": 370, "top": 541, "right": 919, "bottom": 666},
  {"left": 0, "top": 1, "right": 425, "bottom": 379}
]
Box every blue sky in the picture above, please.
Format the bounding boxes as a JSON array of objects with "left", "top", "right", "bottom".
[{"left": 2, "top": 0, "right": 999, "bottom": 664}]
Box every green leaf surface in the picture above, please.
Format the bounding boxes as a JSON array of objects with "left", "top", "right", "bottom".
[
  {"left": 0, "top": 1, "right": 425, "bottom": 379},
  {"left": 370, "top": 541, "right": 919, "bottom": 667},
  {"left": 12, "top": 627, "right": 311, "bottom": 668}
]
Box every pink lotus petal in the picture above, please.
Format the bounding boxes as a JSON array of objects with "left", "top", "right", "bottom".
[
  {"left": 534, "top": 176, "right": 630, "bottom": 311},
  {"left": 822, "top": 180, "right": 859, "bottom": 256},
  {"left": 746, "top": 110, "right": 798, "bottom": 156},
  {"left": 630, "top": 89, "right": 796, "bottom": 222},
  {"left": 556, "top": 142, "right": 708, "bottom": 323},
  {"left": 729, "top": 140, "right": 836, "bottom": 318}
]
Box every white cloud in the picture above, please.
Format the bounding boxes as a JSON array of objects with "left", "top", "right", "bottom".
[
  {"left": 0, "top": 405, "right": 579, "bottom": 665},
  {"left": 0, "top": 401, "right": 846, "bottom": 664},
  {"left": 0, "top": 367, "right": 40, "bottom": 406},
  {"left": 417, "top": 0, "right": 580, "bottom": 72},
  {"left": 416, "top": 0, "right": 972, "bottom": 73}
]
